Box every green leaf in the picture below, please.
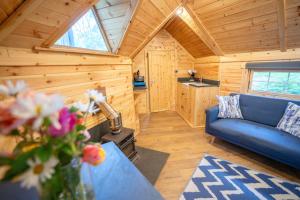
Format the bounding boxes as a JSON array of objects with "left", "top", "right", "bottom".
[
  {"left": 76, "top": 124, "right": 86, "bottom": 132},
  {"left": 10, "top": 129, "right": 20, "bottom": 136},
  {"left": 43, "top": 117, "right": 52, "bottom": 127},
  {"left": 13, "top": 140, "right": 28, "bottom": 155},
  {"left": 76, "top": 134, "right": 86, "bottom": 142},
  {"left": 69, "top": 106, "right": 78, "bottom": 113},
  {"left": 2, "top": 150, "right": 36, "bottom": 181},
  {"left": 0, "top": 156, "right": 13, "bottom": 166},
  {"left": 36, "top": 145, "right": 52, "bottom": 162},
  {"left": 57, "top": 145, "right": 73, "bottom": 166}
]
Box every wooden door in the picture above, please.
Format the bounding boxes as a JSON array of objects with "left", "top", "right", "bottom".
[{"left": 148, "top": 51, "right": 172, "bottom": 112}]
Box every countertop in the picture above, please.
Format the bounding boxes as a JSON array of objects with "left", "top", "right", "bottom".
[{"left": 177, "top": 78, "right": 219, "bottom": 88}]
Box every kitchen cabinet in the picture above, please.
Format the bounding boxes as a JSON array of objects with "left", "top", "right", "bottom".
[{"left": 176, "top": 82, "right": 219, "bottom": 127}]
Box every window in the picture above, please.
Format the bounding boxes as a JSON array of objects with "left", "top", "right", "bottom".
[
  {"left": 250, "top": 71, "right": 300, "bottom": 95},
  {"left": 55, "top": 9, "right": 108, "bottom": 51}
]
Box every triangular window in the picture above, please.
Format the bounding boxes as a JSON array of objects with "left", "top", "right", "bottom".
[{"left": 55, "top": 9, "right": 108, "bottom": 51}]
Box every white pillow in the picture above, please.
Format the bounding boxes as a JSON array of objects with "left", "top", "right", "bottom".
[
  {"left": 277, "top": 102, "right": 300, "bottom": 138},
  {"left": 217, "top": 95, "right": 243, "bottom": 119}
]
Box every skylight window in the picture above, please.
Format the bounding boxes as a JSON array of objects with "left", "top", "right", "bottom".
[{"left": 55, "top": 9, "right": 108, "bottom": 51}]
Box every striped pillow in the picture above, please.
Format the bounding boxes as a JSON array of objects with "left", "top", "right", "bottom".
[
  {"left": 217, "top": 95, "right": 243, "bottom": 119},
  {"left": 277, "top": 102, "right": 300, "bottom": 138}
]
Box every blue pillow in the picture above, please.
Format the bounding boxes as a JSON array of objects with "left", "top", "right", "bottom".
[{"left": 277, "top": 102, "right": 300, "bottom": 138}]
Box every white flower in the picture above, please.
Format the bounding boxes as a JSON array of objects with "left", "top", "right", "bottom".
[
  {"left": 17, "top": 156, "right": 59, "bottom": 189},
  {"left": 12, "top": 92, "right": 64, "bottom": 130},
  {"left": 0, "top": 80, "right": 27, "bottom": 96},
  {"left": 86, "top": 89, "right": 106, "bottom": 103},
  {"left": 73, "top": 101, "right": 97, "bottom": 114}
]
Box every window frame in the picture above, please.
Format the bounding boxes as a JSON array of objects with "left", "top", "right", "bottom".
[{"left": 248, "top": 69, "right": 300, "bottom": 99}]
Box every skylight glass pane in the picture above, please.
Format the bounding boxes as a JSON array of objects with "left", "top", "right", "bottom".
[{"left": 55, "top": 9, "right": 107, "bottom": 51}]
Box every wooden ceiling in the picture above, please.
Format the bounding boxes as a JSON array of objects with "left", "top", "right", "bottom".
[
  {"left": 0, "top": 0, "right": 299, "bottom": 58},
  {"left": 166, "top": 16, "right": 214, "bottom": 57},
  {"left": 185, "top": 0, "right": 300, "bottom": 54},
  {"left": 117, "top": 0, "right": 182, "bottom": 57},
  {"left": 0, "top": 0, "right": 24, "bottom": 24}
]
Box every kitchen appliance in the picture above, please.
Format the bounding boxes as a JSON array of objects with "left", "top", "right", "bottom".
[
  {"left": 134, "top": 70, "right": 144, "bottom": 82},
  {"left": 133, "top": 70, "right": 146, "bottom": 88}
]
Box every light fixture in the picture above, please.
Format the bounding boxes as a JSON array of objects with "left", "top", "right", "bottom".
[{"left": 176, "top": 7, "right": 184, "bottom": 15}]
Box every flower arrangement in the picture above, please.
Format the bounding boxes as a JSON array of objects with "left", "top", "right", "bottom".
[{"left": 0, "top": 80, "right": 106, "bottom": 199}]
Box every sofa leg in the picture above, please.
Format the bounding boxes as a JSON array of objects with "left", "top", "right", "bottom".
[{"left": 210, "top": 136, "right": 215, "bottom": 144}]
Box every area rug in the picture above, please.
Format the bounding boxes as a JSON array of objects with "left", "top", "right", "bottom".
[
  {"left": 180, "top": 155, "right": 300, "bottom": 200},
  {"left": 134, "top": 146, "right": 169, "bottom": 185}
]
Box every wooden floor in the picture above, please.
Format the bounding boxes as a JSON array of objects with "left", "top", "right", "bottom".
[{"left": 136, "top": 111, "right": 300, "bottom": 200}]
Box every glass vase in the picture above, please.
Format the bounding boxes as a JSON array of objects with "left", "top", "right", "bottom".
[{"left": 58, "top": 158, "right": 95, "bottom": 200}]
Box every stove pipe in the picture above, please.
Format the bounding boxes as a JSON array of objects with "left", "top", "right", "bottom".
[{"left": 97, "top": 101, "right": 122, "bottom": 135}]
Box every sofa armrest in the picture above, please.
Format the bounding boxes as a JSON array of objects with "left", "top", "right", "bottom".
[{"left": 205, "top": 106, "right": 219, "bottom": 132}]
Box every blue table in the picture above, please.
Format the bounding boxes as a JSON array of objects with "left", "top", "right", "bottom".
[{"left": 0, "top": 142, "right": 163, "bottom": 200}]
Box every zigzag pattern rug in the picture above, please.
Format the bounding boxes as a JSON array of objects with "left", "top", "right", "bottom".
[{"left": 180, "top": 155, "right": 300, "bottom": 200}]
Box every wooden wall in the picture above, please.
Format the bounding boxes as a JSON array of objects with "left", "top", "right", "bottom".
[
  {"left": 195, "top": 48, "right": 300, "bottom": 96},
  {"left": 194, "top": 62, "right": 219, "bottom": 81},
  {"left": 132, "top": 29, "right": 195, "bottom": 114},
  {"left": 0, "top": 46, "right": 137, "bottom": 151}
]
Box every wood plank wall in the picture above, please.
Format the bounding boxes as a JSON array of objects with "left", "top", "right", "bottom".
[
  {"left": 195, "top": 49, "right": 300, "bottom": 96},
  {"left": 0, "top": 46, "right": 137, "bottom": 151},
  {"left": 194, "top": 56, "right": 220, "bottom": 82},
  {"left": 132, "top": 30, "right": 195, "bottom": 114}
]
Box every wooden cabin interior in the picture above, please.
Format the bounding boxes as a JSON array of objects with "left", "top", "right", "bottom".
[{"left": 0, "top": 0, "right": 300, "bottom": 199}]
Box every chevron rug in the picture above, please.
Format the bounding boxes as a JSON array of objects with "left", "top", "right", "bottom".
[{"left": 180, "top": 155, "right": 300, "bottom": 200}]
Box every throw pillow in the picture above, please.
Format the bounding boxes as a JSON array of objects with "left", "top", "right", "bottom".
[
  {"left": 217, "top": 95, "right": 243, "bottom": 119},
  {"left": 277, "top": 102, "right": 300, "bottom": 138}
]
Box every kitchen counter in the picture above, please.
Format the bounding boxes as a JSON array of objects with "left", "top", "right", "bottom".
[
  {"left": 177, "top": 77, "right": 219, "bottom": 88},
  {"left": 176, "top": 79, "right": 219, "bottom": 128}
]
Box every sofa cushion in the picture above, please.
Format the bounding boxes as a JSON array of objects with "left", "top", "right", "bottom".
[
  {"left": 209, "top": 119, "right": 300, "bottom": 167},
  {"left": 217, "top": 95, "right": 243, "bottom": 119},
  {"left": 277, "top": 102, "right": 300, "bottom": 137},
  {"left": 237, "top": 94, "right": 300, "bottom": 127}
]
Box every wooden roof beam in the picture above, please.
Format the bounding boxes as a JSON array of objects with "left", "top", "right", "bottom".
[
  {"left": 181, "top": 4, "right": 224, "bottom": 56},
  {"left": 0, "top": 0, "right": 44, "bottom": 42},
  {"left": 42, "top": 0, "right": 99, "bottom": 48},
  {"left": 276, "top": 0, "right": 287, "bottom": 52},
  {"left": 130, "top": 5, "right": 183, "bottom": 58}
]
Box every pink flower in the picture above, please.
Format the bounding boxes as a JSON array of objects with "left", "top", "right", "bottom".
[
  {"left": 0, "top": 104, "right": 26, "bottom": 135},
  {"left": 82, "top": 144, "right": 105, "bottom": 166},
  {"left": 48, "top": 108, "right": 76, "bottom": 137}
]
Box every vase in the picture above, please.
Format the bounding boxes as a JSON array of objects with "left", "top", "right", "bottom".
[{"left": 58, "top": 158, "right": 95, "bottom": 200}]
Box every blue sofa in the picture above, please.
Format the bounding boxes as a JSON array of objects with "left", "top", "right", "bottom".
[{"left": 205, "top": 94, "right": 300, "bottom": 170}]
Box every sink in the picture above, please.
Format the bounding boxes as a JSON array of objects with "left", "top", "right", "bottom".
[
  {"left": 182, "top": 82, "right": 210, "bottom": 87},
  {"left": 189, "top": 83, "right": 210, "bottom": 87}
]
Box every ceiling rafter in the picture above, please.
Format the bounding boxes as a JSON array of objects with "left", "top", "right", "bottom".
[
  {"left": 41, "top": 0, "right": 98, "bottom": 48},
  {"left": 276, "top": 0, "right": 287, "bottom": 52},
  {"left": 92, "top": 6, "right": 112, "bottom": 52},
  {"left": 0, "top": 0, "right": 44, "bottom": 42},
  {"left": 115, "top": 0, "right": 141, "bottom": 54},
  {"left": 182, "top": 4, "right": 224, "bottom": 56},
  {"left": 129, "top": 4, "right": 183, "bottom": 58}
]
